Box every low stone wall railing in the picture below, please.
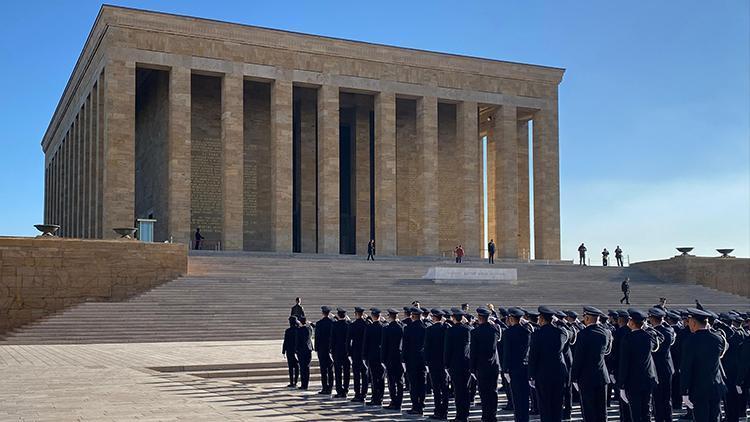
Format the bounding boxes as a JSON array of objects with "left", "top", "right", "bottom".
[
  {"left": 0, "top": 237, "right": 187, "bottom": 335},
  {"left": 631, "top": 256, "right": 750, "bottom": 298}
]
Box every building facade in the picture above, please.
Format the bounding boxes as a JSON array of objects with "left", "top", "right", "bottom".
[{"left": 41, "top": 6, "right": 564, "bottom": 259}]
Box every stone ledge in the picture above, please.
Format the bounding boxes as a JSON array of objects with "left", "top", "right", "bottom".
[{"left": 631, "top": 256, "right": 750, "bottom": 298}]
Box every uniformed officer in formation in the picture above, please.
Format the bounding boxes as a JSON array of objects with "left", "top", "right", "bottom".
[{"left": 282, "top": 301, "right": 749, "bottom": 422}]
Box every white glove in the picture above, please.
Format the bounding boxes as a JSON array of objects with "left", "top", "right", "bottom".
[
  {"left": 572, "top": 382, "right": 579, "bottom": 392},
  {"left": 504, "top": 373, "right": 511, "bottom": 383},
  {"left": 683, "top": 395, "right": 693, "bottom": 409},
  {"left": 620, "top": 389, "right": 629, "bottom": 404},
  {"left": 737, "top": 386, "right": 743, "bottom": 394},
  {"left": 529, "top": 379, "right": 535, "bottom": 388}
]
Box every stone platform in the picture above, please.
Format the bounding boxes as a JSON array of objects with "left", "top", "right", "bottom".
[{"left": 423, "top": 266, "right": 518, "bottom": 283}]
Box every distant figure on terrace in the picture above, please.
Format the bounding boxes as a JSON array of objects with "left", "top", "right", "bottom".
[
  {"left": 194, "top": 228, "right": 204, "bottom": 250},
  {"left": 367, "top": 239, "right": 376, "bottom": 261},
  {"left": 455, "top": 245, "right": 465, "bottom": 263},
  {"left": 488, "top": 239, "right": 496, "bottom": 264},
  {"left": 578, "top": 243, "right": 587, "bottom": 266},
  {"left": 620, "top": 277, "right": 631, "bottom": 305},
  {"left": 602, "top": 248, "right": 610, "bottom": 266},
  {"left": 291, "top": 297, "right": 305, "bottom": 319},
  {"left": 615, "top": 246, "right": 624, "bottom": 267}
]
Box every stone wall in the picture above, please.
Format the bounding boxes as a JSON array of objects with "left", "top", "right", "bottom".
[
  {"left": 243, "top": 81, "right": 272, "bottom": 251},
  {"left": 632, "top": 256, "right": 750, "bottom": 298},
  {"left": 0, "top": 237, "right": 187, "bottom": 335}
]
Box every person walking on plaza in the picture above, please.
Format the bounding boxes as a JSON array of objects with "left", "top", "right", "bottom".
[
  {"left": 615, "top": 245, "right": 624, "bottom": 267},
  {"left": 620, "top": 277, "right": 631, "bottom": 305},
  {"left": 283, "top": 316, "right": 300, "bottom": 387},
  {"left": 602, "top": 248, "right": 610, "bottom": 266},
  {"left": 291, "top": 297, "right": 304, "bottom": 319},
  {"left": 578, "top": 243, "right": 587, "bottom": 266},
  {"left": 194, "top": 227, "right": 204, "bottom": 250},
  {"left": 488, "top": 239, "right": 496, "bottom": 264},
  {"left": 366, "top": 239, "right": 375, "bottom": 261}
]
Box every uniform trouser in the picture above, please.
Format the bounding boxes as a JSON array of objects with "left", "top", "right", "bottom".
[
  {"left": 366, "top": 360, "right": 385, "bottom": 403},
  {"left": 386, "top": 363, "right": 404, "bottom": 408},
  {"left": 616, "top": 386, "right": 632, "bottom": 422},
  {"left": 509, "top": 369, "right": 530, "bottom": 422},
  {"left": 537, "top": 379, "right": 564, "bottom": 422},
  {"left": 406, "top": 363, "right": 426, "bottom": 411},
  {"left": 429, "top": 365, "right": 449, "bottom": 418},
  {"left": 503, "top": 371, "right": 515, "bottom": 409},
  {"left": 285, "top": 353, "right": 299, "bottom": 384},
  {"left": 317, "top": 351, "right": 333, "bottom": 391},
  {"left": 652, "top": 373, "right": 672, "bottom": 422},
  {"left": 723, "top": 386, "right": 747, "bottom": 422},
  {"left": 616, "top": 257, "right": 623, "bottom": 266},
  {"left": 333, "top": 356, "right": 351, "bottom": 394},
  {"left": 489, "top": 253, "right": 495, "bottom": 264},
  {"left": 691, "top": 397, "right": 721, "bottom": 422},
  {"left": 477, "top": 368, "right": 499, "bottom": 422},
  {"left": 563, "top": 376, "right": 573, "bottom": 417},
  {"left": 625, "top": 387, "right": 652, "bottom": 422},
  {"left": 449, "top": 369, "right": 471, "bottom": 421},
  {"left": 297, "top": 351, "right": 311, "bottom": 388},
  {"left": 579, "top": 382, "right": 607, "bottom": 422},
  {"left": 351, "top": 357, "right": 368, "bottom": 398},
  {"left": 671, "top": 372, "right": 683, "bottom": 410},
  {"left": 469, "top": 375, "right": 477, "bottom": 403}
]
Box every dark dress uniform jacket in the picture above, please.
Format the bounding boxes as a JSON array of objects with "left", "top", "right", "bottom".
[
  {"left": 501, "top": 323, "right": 532, "bottom": 373},
  {"left": 296, "top": 325, "right": 313, "bottom": 353},
  {"left": 571, "top": 323, "right": 612, "bottom": 386},
  {"left": 653, "top": 324, "right": 675, "bottom": 380},
  {"left": 470, "top": 322, "right": 502, "bottom": 373},
  {"left": 424, "top": 322, "right": 447, "bottom": 369},
  {"left": 444, "top": 323, "right": 472, "bottom": 372},
  {"left": 314, "top": 317, "right": 333, "bottom": 353},
  {"left": 347, "top": 318, "right": 367, "bottom": 361},
  {"left": 364, "top": 320, "right": 384, "bottom": 362},
  {"left": 528, "top": 323, "right": 569, "bottom": 384},
  {"left": 402, "top": 319, "right": 427, "bottom": 368},
  {"left": 331, "top": 319, "right": 350, "bottom": 360},
  {"left": 381, "top": 320, "right": 403, "bottom": 367},
  {"left": 618, "top": 329, "right": 658, "bottom": 392},
  {"left": 283, "top": 327, "right": 297, "bottom": 355},
  {"left": 680, "top": 329, "right": 727, "bottom": 400}
]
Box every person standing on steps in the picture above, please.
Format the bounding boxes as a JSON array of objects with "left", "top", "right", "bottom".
[
  {"left": 295, "top": 315, "right": 313, "bottom": 390},
  {"left": 367, "top": 239, "right": 375, "bottom": 261},
  {"left": 291, "top": 297, "right": 304, "bottom": 319},
  {"left": 194, "top": 227, "right": 204, "bottom": 250},
  {"left": 455, "top": 245, "right": 465, "bottom": 263},
  {"left": 578, "top": 243, "right": 587, "bottom": 266},
  {"left": 615, "top": 246, "right": 624, "bottom": 267},
  {"left": 283, "top": 316, "right": 300, "bottom": 388},
  {"left": 488, "top": 239, "right": 496, "bottom": 264},
  {"left": 620, "top": 277, "right": 631, "bottom": 305},
  {"left": 602, "top": 248, "right": 610, "bottom": 266}
]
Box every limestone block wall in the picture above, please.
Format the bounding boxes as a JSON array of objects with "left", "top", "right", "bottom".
[
  {"left": 0, "top": 237, "right": 187, "bottom": 335},
  {"left": 632, "top": 256, "right": 750, "bottom": 298},
  {"left": 243, "top": 81, "right": 272, "bottom": 251}
]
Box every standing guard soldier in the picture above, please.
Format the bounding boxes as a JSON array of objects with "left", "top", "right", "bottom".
[
  {"left": 363, "top": 308, "right": 385, "bottom": 406},
  {"left": 502, "top": 307, "right": 533, "bottom": 422},
  {"left": 296, "top": 315, "right": 313, "bottom": 390},
  {"left": 555, "top": 310, "right": 575, "bottom": 420},
  {"left": 471, "top": 307, "right": 503, "bottom": 422},
  {"left": 528, "top": 306, "right": 569, "bottom": 422},
  {"left": 649, "top": 307, "right": 675, "bottom": 422},
  {"left": 445, "top": 308, "right": 472, "bottom": 422},
  {"left": 610, "top": 310, "right": 632, "bottom": 421},
  {"left": 315, "top": 306, "right": 334, "bottom": 395},
  {"left": 382, "top": 308, "right": 404, "bottom": 411},
  {"left": 331, "top": 307, "right": 352, "bottom": 398},
  {"left": 425, "top": 308, "right": 449, "bottom": 420},
  {"left": 680, "top": 307, "right": 728, "bottom": 422},
  {"left": 718, "top": 313, "right": 744, "bottom": 422},
  {"left": 348, "top": 306, "right": 368, "bottom": 402},
  {"left": 666, "top": 310, "right": 686, "bottom": 414},
  {"left": 403, "top": 307, "right": 427, "bottom": 415},
  {"left": 618, "top": 309, "right": 660, "bottom": 422},
  {"left": 571, "top": 306, "right": 612, "bottom": 422},
  {"left": 282, "top": 316, "right": 300, "bottom": 387}
]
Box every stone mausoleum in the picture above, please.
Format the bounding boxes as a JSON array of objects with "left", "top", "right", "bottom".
[{"left": 41, "top": 6, "right": 564, "bottom": 259}]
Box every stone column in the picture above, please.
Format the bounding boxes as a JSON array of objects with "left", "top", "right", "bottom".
[
  {"left": 374, "top": 92, "right": 397, "bottom": 256},
  {"left": 270, "top": 79, "right": 293, "bottom": 252},
  {"left": 167, "top": 66, "right": 192, "bottom": 245},
  {"left": 533, "top": 106, "right": 561, "bottom": 260},
  {"left": 317, "top": 85, "right": 340, "bottom": 254},
  {"left": 416, "top": 96, "right": 439, "bottom": 256},
  {"left": 517, "top": 119, "right": 530, "bottom": 259},
  {"left": 82, "top": 98, "right": 89, "bottom": 238},
  {"left": 494, "top": 105, "right": 519, "bottom": 258},
  {"left": 84, "top": 94, "right": 92, "bottom": 238},
  {"left": 221, "top": 72, "right": 244, "bottom": 251},
  {"left": 73, "top": 114, "right": 80, "bottom": 237},
  {"left": 457, "top": 101, "right": 481, "bottom": 257},
  {"left": 102, "top": 59, "right": 136, "bottom": 239},
  {"left": 355, "top": 96, "right": 371, "bottom": 254}
]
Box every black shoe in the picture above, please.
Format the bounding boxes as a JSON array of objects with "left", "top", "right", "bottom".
[
  {"left": 287, "top": 383, "right": 296, "bottom": 388},
  {"left": 366, "top": 400, "right": 382, "bottom": 406},
  {"left": 297, "top": 386, "right": 308, "bottom": 390},
  {"left": 430, "top": 415, "right": 448, "bottom": 421},
  {"left": 317, "top": 390, "right": 331, "bottom": 395},
  {"left": 407, "top": 408, "right": 423, "bottom": 415},
  {"left": 350, "top": 396, "right": 364, "bottom": 403},
  {"left": 383, "top": 404, "right": 401, "bottom": 411}
]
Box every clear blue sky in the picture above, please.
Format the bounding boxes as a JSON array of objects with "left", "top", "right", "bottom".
[{"left": 1, "top": 1, "right": 748, "bottom": 263}]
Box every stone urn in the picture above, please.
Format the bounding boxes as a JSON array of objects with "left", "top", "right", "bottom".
[
  {"left": 716, "top": 248, "right": 734, "bottom": 258},
  {"left": 676, "top": 247, "right": 694, "bottom": 256},
  {"left": 113, "top": 227, "right": 138, "bottom": 239},
  {"left": 34, "top": 224, "right": 60, "bottom": 237}
]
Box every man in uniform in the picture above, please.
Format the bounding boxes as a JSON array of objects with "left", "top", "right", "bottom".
[
  {"left": 529, "top": 306, "right": 569, "bottom": 422},
  {"left": 314, "top": 306, "right": 334, "bottom": 395},
  {"left": 471, "top": 307, "right": 503, "bottom": 422},
  {"left": 649, "top": 307, "right": 675, "bottom": 422},
  {"left": 719, "top": 313, "right": 746, "bottom": 422},
  {"left": 363, "top": 307, "right": 385, "bottom": 406},
  {"left": 680, "top": 307, "right": 727, "bottom": 422},
  {"left": 403, "top": 307, "right": 427, "bottom": 415},
  {"left": 291, "top": 297, "right": 304, "bottom": 319},
  {"left": 425, "top": 308, "right": 449, "bottom": 420},
  {"left": 666, "top": 310, "right": 686, "bottom": 414},
  {"left": 502, "top": 307, "right": 533, "bottom": 422},
  {"left": 618, "top": 309, "right": 660, "bottom": 422},
  {"left": 296, "top": 315, "right": 313, "bottom": 390},
  {"left": 610, "top": 310, "right": 631, "bottom": 420},
  {"left": 348, "top": 306, "right": 368, "bottom": 402},
  {"left": 445, "top": 307, "right": 472, "bottom": 422},
  {"left": 571, "top": 306, "right": 612, "bottom": 422},
  {"left": 282, "top": 316, "right": 300, "bottom": 387},
  {"left": 331, "top": 307, "right": 351, "bottom": 398},
  {"left": 381, "top": 308, "right": 404, "bottom": 411}
]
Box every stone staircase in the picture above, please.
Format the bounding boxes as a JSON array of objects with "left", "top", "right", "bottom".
[{"left": 1, "top": 253, "right": 747, "bottom": 345}]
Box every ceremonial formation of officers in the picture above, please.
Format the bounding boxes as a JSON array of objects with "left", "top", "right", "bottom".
[{"left": 282, "top": 299, "right": 750, "bottom": 422}]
